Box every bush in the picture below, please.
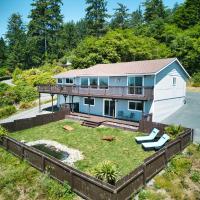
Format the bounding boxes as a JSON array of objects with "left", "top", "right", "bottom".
[
  {"left": 164, "top": 124, "right": 184, "bottom": 139},
  {"left": 12, "top": 67, "right": 23, "bottom": 83},
  {"left": 13, "top": 84, "right": 38, "bottom": 103},
  {"left": 19, "top": 102, "right": 36, "bottom": 109},
  {"left": 191, "top": 72, "right": 200, "bottom": 87},
  {"left": 0, "top": 105, "right": 17, "bottom": 119},
  {"left": 0, "top": 126, "right": 8, "bottom": 137},
  {"left": 93, "top": 161, "right": 118, "bottom": 185},
  {"left": 191, "top": 170, "right": 200, "bottom": 183},
  {"left": 0, "top": 67, "right": 10, "bottom": 77}
]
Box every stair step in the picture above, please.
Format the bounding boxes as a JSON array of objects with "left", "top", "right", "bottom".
[{"left": 81, "top": 120, "right": 101, "bottom": 128}]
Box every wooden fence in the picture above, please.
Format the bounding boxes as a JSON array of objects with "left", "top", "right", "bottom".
[
  {"left": 0, "top": 110, "right": 69, "bottom": 133},
  {"left": 0, "top": 113, "right": 193, "bottom": 200}
]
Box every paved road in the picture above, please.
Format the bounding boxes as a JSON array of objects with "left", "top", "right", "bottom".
[
  {"left": 162, "top": 92, "right": 200, "bottom": 144},
  {"left": 0, "top": 101, "right": 56, "bottom": 124}
]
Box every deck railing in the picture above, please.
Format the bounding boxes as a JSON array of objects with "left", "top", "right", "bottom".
[{"left": 38, "top": 85, "right": 154, "bottom": 100}]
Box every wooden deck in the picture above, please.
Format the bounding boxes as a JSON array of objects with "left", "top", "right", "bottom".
[{"left": 66, "top": 112, "right": 139, "bottom": 131}]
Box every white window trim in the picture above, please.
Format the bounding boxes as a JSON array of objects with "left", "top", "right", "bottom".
[
  {"left": 65, "top": 78, "right": 74, "bottom": 85},
  {"left": 128, "top": 100, "right": 143, "bottom": 112},
  {"left": 127, "top": 76, "right": 144, "bottom": 96},
  {"left": 57, "top": 78, "right": 63, "bottom": 84},
  {"left": 83, "top": 97, "right": 95, "bottom": 106},
  {"left": 173, "top": 77, "right": 177, "bottom": 86}
]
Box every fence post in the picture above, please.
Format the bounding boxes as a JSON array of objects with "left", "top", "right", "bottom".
[
  {"left": 143, "top": 163, "right": 146, "bottom": 186},
  {"left": 5, "top": 137, "right": 8, "bottom": 150},
  {"left": 21, "top": 146, "right": 24, "bottom": 159},
  {"left": 42, "top": 156, "right": 45, "bottom": 172}
]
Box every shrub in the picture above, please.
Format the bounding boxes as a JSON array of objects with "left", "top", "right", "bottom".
[
  {"left": 191, "top": 72, "right": 200, "bottom": 87},
  {"left": 164, "top": 124, "right": 184, "bottom": 139},
  {"left": 12, "top": 67, "right": 23, "bottom": 83},
  {"left": 0, "top": 67, "right": 10, "bottom": 77},
  {"left": 0, "top": 126, "right": 8, "bottom": 137},
  {"left": 13, "top": 84, "right": 38, "bottom": 103},
  {"left": 19, "top": 102, "right": 36, "bottom": 109},
  {"left": 0, "top": 105, "right": 17, "bottom": 119},
  {"left": 93, "top": 161, "right": 118, "bottom": 185},
  {"left": 191, "top": 170, "right": 200, "bottom": 183}
]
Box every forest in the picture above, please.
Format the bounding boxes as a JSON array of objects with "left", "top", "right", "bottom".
[{"left": 0, "top": 0, "right": 200, "bottom": 82}]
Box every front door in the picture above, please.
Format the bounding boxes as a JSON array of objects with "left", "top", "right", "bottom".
[{"left": 104, "top": 99, "right": 115, "bottom": 118}]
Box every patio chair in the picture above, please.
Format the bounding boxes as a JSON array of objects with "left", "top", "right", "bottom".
[
  {"left": 142, "top": 134, "right": 170, "bottom": 151},
  {"left": 135, "top": 128, "right": 160, "bottom": 144}
]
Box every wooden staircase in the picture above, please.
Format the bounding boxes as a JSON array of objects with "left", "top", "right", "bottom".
[{"left": 81, "top": 120, "right": 102, "bottom": 128}]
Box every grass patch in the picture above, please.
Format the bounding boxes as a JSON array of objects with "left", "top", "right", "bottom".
[
  {"left": 10, "top": 119, "right": 152, "bottom": 178},
  {"left": 0, "top": 148, "right": 75, "bottom": 200}
]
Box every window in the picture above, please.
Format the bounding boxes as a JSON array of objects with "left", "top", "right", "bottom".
[
  {"left": 90, "top": 77, "right": 98, "bottom": 88},
  {"left": 99, "top": 77, "right": 108, "bottom": 89},
  {"left": 81, "top": 78, "right": 89, "bottom": 88},
  {"left": 65, "top": 78, "right": 73, "bottom": 84},
  {"left": 128, "top": 77, "right": 143, "bottom": 95},
  {"left": 58, "top": 78, "right": 63, "bottom": 84},
  {"left": 173, "top": 77, "right": 176, "bottom": 86},
  {"left": 128, "top": 101, "right": 143, "bottom": 111},
  {"left": 84, "top": 97, "right": 95, "bottom": 106}
]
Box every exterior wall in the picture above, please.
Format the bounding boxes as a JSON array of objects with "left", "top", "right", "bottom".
[
  {"left": 153, "top": 61, "right": 188, "bottom": 122},
  {"left": 109, "top": 76, "right": 127, "bottom": 86},
  {"left": 79, "top": 97, "right": 103, "bottom": 116}
]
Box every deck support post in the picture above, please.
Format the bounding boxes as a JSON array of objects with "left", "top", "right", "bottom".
[
  {"left": 39, "top": 93, "right": 41, "bottom": 112},
  {"left": 72, "top": 96, "right": 74, "bottom": 112},
  {"left": 51, "top": 94, "right": 54, "bottom": 113},
  {"left": 63, "top": 94, "right": 67, "bottom": 106}
]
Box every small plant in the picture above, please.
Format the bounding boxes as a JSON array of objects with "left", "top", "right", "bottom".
[
  {"left": 164, "top": 124, "right": 184, "bottom": 139},
  {"left": 93, "top": 161, "right": 118, "bottom": 185},
  {"left": 0, "top": 126, "right": 8, "bottom": 143},
  {"left": 19, "top": 101, "right": 36, "bottom": 109},
  {"left": 191, "top": 170, "right": 200, "bottom": 183}
]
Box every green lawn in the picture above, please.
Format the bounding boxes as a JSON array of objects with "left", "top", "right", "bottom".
[
  {"left": 0, "top": 148, "right": 75, "bottom": 200},
  {"left": 10, "top": 119, "right": 152, "bottom": 178}
]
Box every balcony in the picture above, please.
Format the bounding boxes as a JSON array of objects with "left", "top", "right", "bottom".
[{"left": 37, "top": 85, "right": 154, "bottom": 100}]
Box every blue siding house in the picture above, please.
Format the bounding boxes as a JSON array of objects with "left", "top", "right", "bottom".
[{"left": 38, "top": 58, "right": 190, "bottom": 122}]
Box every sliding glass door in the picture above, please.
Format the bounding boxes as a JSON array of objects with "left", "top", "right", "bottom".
[{"left": 104, "top": 100, "right": 115, "bottom": 117}]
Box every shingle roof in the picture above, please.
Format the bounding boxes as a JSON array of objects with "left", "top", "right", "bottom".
[{"left": 54, "top": 58, "right": 177, "bottom": 78}]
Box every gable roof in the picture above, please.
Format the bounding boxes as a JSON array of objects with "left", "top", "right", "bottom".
[{"left": 54, "top": 58, "right": 190, "bottom": 78}]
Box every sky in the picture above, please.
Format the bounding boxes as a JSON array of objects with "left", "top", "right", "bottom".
[{"left": 0, "top": 0, "right": 184, "bottom": 38}]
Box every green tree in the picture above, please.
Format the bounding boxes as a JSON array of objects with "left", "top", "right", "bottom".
[
  {"left": 174, "top": 0, "right": 200, "bottom": 29},
  {"left": 5, "top": 13, "right": 27, "bottom": 71},
  {"left": 28, "top": 0, "right": 63, "bottom": 67},
  {"left": 110, "top": 3, "right": 130, "bottom": 29},
  {"left": 130, "top": 6, "right": 144, "bottom": 28},
  {"left": 71, "top": 29, "right": 171, "bottom": 69},
  {"left": 85, "top": 0, "right": 108, "bottom": 37},
  {"left": 143, "top": 0, "right": 166, "bottom": 22},
  {"left": 0, "top": 37, "right": 7, "bottom": 67}
]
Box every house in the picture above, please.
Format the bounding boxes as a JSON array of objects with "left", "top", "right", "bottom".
[{"left": 38, "top": 58, "right": 190, "bottom": 122}]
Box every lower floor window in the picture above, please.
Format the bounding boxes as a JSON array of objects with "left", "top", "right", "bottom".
[
  {"left": 84, "top": 97, "right": 95, "bottom": 106},
  {"left": 128, "top": 101, "right": 143, "bottom": 111}
]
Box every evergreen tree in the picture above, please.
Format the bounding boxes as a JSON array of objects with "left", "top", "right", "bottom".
[
  {"left": 85, "top": 0, "right": 108, "bottom": 37},
  {"left": 110, "top": 3, "right": 130, "bottom": 29},
  {"left": 28, "top": 0, "right": 63, "bottom": 67},
  {"left": 0, "top": 37, "right": 7, "bottom": 67},
  {"left": 143, "top": 0, "right": 166, "bottom": 22},
  {"left": 5, "top": 13, "right": 27, "bottom": 70},
  {"left": 174, "top": 0, "right": 200, "bottom": 29},
  {"left": 130, "top": 6, "right": 144, "bottom": 27}
]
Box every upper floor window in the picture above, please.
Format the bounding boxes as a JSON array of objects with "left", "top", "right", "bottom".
[
  {"left": 173, "top": 77, "right": 177, "bottom": 86},
  {"left": 90, "top": 77, "right": 98, "bottom": 88},
  {"left": 57, "top": 78, "right": 63, "bottom": 84},
  {"left": 99, "top": 77, "right": 108, "bottom": 89},
  {"left": 65, "top": 78, "right": 73, "bottom": 84},
  {"left": 81, "top": 78, "right": 89, "bottom": 88},
  {"left": 128, "top": 101, "right": 143, "bottom": 111},
  {"left": 128, "top": 76, "right": 143, "bottom": 95}
]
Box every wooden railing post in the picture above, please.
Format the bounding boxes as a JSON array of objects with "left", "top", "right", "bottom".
[{"left": 143, "top": 163, "right": 146, "bottom": 186}]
